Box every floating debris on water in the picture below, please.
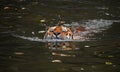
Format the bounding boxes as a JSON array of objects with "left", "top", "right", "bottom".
[
  {"left": 84, "top": 45, "right": 90, "bottom": 48},
  {"left": 17, "top": 16, "right": 22, "bottom": 18},
  {"left": 32, "top": 32, "right": 35, "bottom": 35},
  {"left": 38, "top": 30, "right": 45, "bottom": 33},
  {"left": 14, "top": 52, "right": 24, "bottom": 55},
  {"left": 52, "top": 52, "right": 75, "bottom": 57},
  {"left": 105, "top": 13, "right": 110, "bottom": 15},
  {"left": 40, "top": 19, "right": 45, "bottom": 23},
  {"left": 52, "top": 60, "right": 62, "bottom": 63},
  {"left": 105, "top": 61, "right": 113, "bottom": 65},
  {"left": 80, "top": 67, "right": 84, "bottom": 71},
  {"left": 4, "top": 6, "right": 10, "bottom": 10},
  {"left": 21, "top": 7, "right": 26, "bottom": 10}
]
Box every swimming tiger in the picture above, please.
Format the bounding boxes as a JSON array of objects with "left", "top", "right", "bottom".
[{"left": 44, "top": 26, "right": 73, "bottom": 40}]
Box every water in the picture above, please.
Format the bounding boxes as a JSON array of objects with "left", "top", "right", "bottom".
[{"left": 0, "top": 0, "right": 120, "bottom": 72}]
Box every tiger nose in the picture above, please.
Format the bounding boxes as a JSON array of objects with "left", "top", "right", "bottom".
[
  {"left": 54, "top": 32, "right": 61, "bottom": 36},
  {"left": 53, "top": 32, "right": 61, "bottom": 39}
]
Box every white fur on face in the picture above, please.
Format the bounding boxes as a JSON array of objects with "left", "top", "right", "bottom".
[{"left": 66, "top": 35, "right": 72, "bottom": 39}]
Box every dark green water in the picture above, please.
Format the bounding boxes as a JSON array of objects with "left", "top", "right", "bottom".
[{"left": 0, "top": 0, "right": 120, "bottom": 72}]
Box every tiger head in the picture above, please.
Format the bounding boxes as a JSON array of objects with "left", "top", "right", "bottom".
[{"left": 44, "top": 26, "right": 73, "bottom": 39}]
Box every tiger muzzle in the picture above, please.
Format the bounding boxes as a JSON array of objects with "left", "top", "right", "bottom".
[{"left": 53, "top": 32, "right": 61, "bottom": 39}]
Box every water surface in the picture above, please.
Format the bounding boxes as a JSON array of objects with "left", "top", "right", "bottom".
[{"left": 0, "top": 0, "right": 120, "bottom": 72}]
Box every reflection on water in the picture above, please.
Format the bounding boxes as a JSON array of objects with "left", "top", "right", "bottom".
[
  {"left": 0, "top": 0, "right": 120, "bottom": 72},
  {"left": 47, "top": 42, "right": 76, "bottom": 63}
]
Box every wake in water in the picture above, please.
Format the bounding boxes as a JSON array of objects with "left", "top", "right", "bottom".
[
  {"left": 12, "top": 34, "right": 89, "bottom": 42},
  {"left": 12, "top": 19, "right": 119, "bottom": 42}
]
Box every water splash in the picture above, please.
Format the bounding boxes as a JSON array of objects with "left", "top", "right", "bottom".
[
  {"left": 83, "top": 19, "right": 113, "bottom": 29},
  {"left": 71, "top": 19, "right": 114, "bottom": 32},
  {"left": 70, "top": 19, "right": 116, "bottom": 40}
]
